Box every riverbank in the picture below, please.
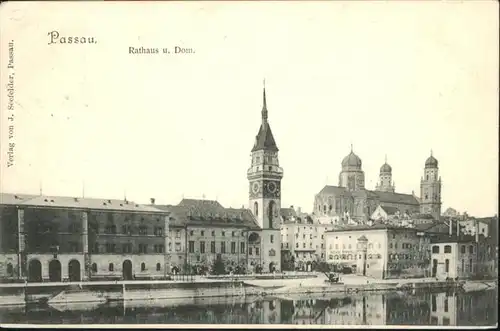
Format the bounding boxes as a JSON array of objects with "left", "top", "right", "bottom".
[{"left": 0, "top": 273, "right": 496, "bottom": 307}]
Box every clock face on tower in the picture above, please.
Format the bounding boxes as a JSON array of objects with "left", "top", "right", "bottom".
[
  {"left": 251, "top": 182, "right": 261, "bottom": 196},
  {"left": 264, "top": 181, "right": 280, "bottom": 198}
]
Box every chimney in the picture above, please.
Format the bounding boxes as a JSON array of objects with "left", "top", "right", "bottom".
[
  {"left": 150, "top": 198, "right": 155, "bottom": 205},
  {"left": 290, "top": 205, "right": 294, "bottom": 209}
]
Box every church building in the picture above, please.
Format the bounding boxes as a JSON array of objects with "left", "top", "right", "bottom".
[{"left": 313, "top": 148, "right": 442, "bottom": 223}]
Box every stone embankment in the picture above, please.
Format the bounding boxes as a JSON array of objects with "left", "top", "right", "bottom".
[{"left": 0, "top": 273, "right": 497, "bottom": 307}]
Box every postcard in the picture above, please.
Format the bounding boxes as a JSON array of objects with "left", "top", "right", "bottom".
[{"left": 0, "top": 0, "right": 498, "bottom": 328}]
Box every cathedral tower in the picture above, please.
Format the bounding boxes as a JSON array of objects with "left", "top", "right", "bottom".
[
  {"left": 247, "top": 83, "right": 283, "bottom": 272},
  {"left": 375, "top": 155, "right": 395, "bottom": 192},
  {"left": 338, "top": 145, "right": 365, "bottom": 191},
  {"left": 420, "top": 151, "right": 442, "bottom": 219}
]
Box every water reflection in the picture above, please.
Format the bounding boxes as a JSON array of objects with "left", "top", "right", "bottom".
[{"left": 0, "top": 289, "right": 497, "bottom": 326}]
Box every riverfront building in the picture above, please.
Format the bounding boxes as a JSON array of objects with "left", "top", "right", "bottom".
[
  {"left": 0, "top": 193, "right": 170, "bottom": 282},
  {"left": 280, "top": 218, "right": 335, "bottom": 270},
  {"left": 152, "top": 199, "right": 263, "bottom": 274},
  {"left": 324, "top": 222, "right": 433, "bottom": 279}
]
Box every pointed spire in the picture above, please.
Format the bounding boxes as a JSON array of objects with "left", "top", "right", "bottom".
[
  {"left": 39, "top": 180, "right": 43, "bottom": 196},
  {"left": 430, "top": 149, "right": 433, "bottom": 157},
  {"left": 385, "top": 154, "right": 387, "bottom": 164},
  {"left": 123, "top": 189, "right": 127, "bottom": 201},
  {"left": 262, "top": 79, "right": 268, "bottom": 122},
  {"left": 350, "top": 143, "right": 354, "bottom": 153}
]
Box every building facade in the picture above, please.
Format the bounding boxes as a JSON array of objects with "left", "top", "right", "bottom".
[
  {"left": 325, "top": 223, "right": 432, "bottom": 279},
  {"left": 313, "top": 151, "right": 441, "bottom": 223},
  {"left": 153, "top": 199, "right": 262, "bottom": 274},
  {"left": 0, "top": 193, "right": 170, "bottom": 282}
]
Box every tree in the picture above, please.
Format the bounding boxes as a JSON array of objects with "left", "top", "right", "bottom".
[{"left": 212, "top": 257, "right": 226, "bottom": 275}]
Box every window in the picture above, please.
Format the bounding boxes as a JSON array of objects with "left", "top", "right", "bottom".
[
  {"left": 469, "top": 245, "right": 474, "bottom": 254},
  {"left": 156, "top": 263, "right": 161, "bottom": 271},
  {"left": 211, "top": 241, "right": 216, "bottom": 253},
  {"left": 469, "top": 259, "right": 473, "bottom": 272},
  {"left": 461, "top": 259, "right": 464, "bottom": 272},
  {"left": 221, "top": 242, "right": 226, "bottom": 254},
  {"left": 188, "top": 241, "right": 195, "bottom": 253},
  {"left": 249, "top": 247, "right": 253, "bottom": 255},
  {"left": 190, "top": 230, "right": 194, "bottom": 236},
  {"left": 303, "top": 243, "right": 306, "bottom": 248},
  {"left": 154, "top": 244, "right": 164, "bottom": 253},
  {"left": 175, "top": 242, "right": 181, "bottom": 252},
  {"left": 139, "top": 244, "right": 148, "bottom": 253},
  {"left": 254, "top": 202, "right": 258, "bottom": 217},
  {"left": 91, "top": 263, "right": 97, "bottom": 273},
  {"left": 240, "top": 242, "right": 245, "bottom": 253},
  {"left": 200, "top": 241, "right": 205, "bottom": 253},
  {"left": 432, "top": 246, "right": 440, "bottom": 254},
  {"left": 201, "top": 230, "right": 205, "bottom": 236},
  {"left": 461, "top": 245, "right": 466, "bottom": 254},
  {"left": 445, "top": 259, "right": 449, "bottom": 273},
  {"left": 255, "top": 247, "right": 260, "bottom": 255},
  {"left": 212, "top": 230, "right": 216, "bottom": 236},
  {"left": 296, "top": 243, "right": 299, "bottom": 248},
  {"left": 222, "top": 231, "right": 225, "bottom": 237},
  {"left": 154, "top": 227, "right": 163, "bottom": 236},
  {"left": 444, "top": 245, "right": 452, "bottom": 253},
  {"left": 122, "top": 243, "right": 132, "bottom": 254},
  {"left": 141, "top": 262, "right": 146, "bottom": 271},
  {"left": 175, "top": 230, "right": 181, "bottom": 239},
  {"left": 231, "top": 242, "right": 236, "bottom": 254},
  {"left": 106, "top": 243, "right": 116, "bottom": 253},
  {"left": 444, "top": 298, "right": 449, "bottom": 313},
  {"left": 431, "top": 295, "right": 436, "bottom": 312},
  {"left": 109, "top": 263, "right": 114, "bottom": 271},
  {"left": 138, "top": 226, "right": 147, "bottom": 235},
  {"left": 270, "top": 235, "right": 274, "bottom": 243},
  {"left": 231, "top": 231, "right": 235, "bottom": 237}
]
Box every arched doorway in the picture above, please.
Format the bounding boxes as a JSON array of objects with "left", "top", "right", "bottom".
[
  {"left": 68, "top": 260, "right": 81, "bottom": 282},
  {"left": 123, "top": 260, "right": 133, "bottom": 280},
  {"left": 28, "top": 259, "right": 42, "bottom": 282},
  {"left": 268, "top": 201, "right": 276, "bottom": 228},
  {"left": 269, "top": 262, "right": 276, "bottom": 273},
  {"left": 306, "top": 261, "right": 312, "bottom": 272},
  {"left": 49, "top": 259, "right": 62, "bottom": 282}
]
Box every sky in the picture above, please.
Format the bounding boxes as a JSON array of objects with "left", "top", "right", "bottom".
[{"left": 1, "top": 1, "right": 498, "bottom": 217}]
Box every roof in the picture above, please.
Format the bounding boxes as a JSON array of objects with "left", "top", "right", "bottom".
[
  {"left": 280, "top": 208, "right": 298, "bottom": 219},
  {"left": 379, "top": 206, "right": 400, "bottom": 215},
  {"left": 251, "top": 88, "right": 278, "bottom": 152},
  {"left": 251, "top": 122, "right": 278, "bottom": 152},
  {"left": 326, "top": 223, "right": 417, "bottom": 233},
  {"left": 380, "top": 162, "right": 392, "bottom": 173},
  {"left": 341, "top": 150, "right": 362, "bottom": 169},
  {"left": 154, "top": 199, "right": 260, "bottom": 230},
  {"left": 0, "top": 192, "right": 166, "bottom": 214},
  {"left": 425, "top": 154, "right": 438, "bottom": 168},
  {"left": 317, "top": 186, "right": 419, "bottom": 206},
  {"left": 368, "top": 190, "right": 420, "bottom": 206},
  {"left": 0, "top": 193, "right": 39, "bottom": 205},
  {"left": 430, "top": 234, "right": 476, "bottom": 244}
]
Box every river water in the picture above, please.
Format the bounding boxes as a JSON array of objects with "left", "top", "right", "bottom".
[{"left": 0, "top": 289, "right": 497, "bottom": 326}]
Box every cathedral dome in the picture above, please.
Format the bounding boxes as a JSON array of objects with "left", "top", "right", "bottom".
[
  {"left": 342, "top": 151, "right": 362, "bottom": 169},
  {"left": 380, "top": 162, "right": 392, "bottom": 173},
  {"left": 425, "top": 155, "right": 438, "bottom": 168}
]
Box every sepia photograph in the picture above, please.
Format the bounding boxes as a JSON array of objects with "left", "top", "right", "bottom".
[{"left": 0, "top": 0, "right": 498, "bottom": 328}]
